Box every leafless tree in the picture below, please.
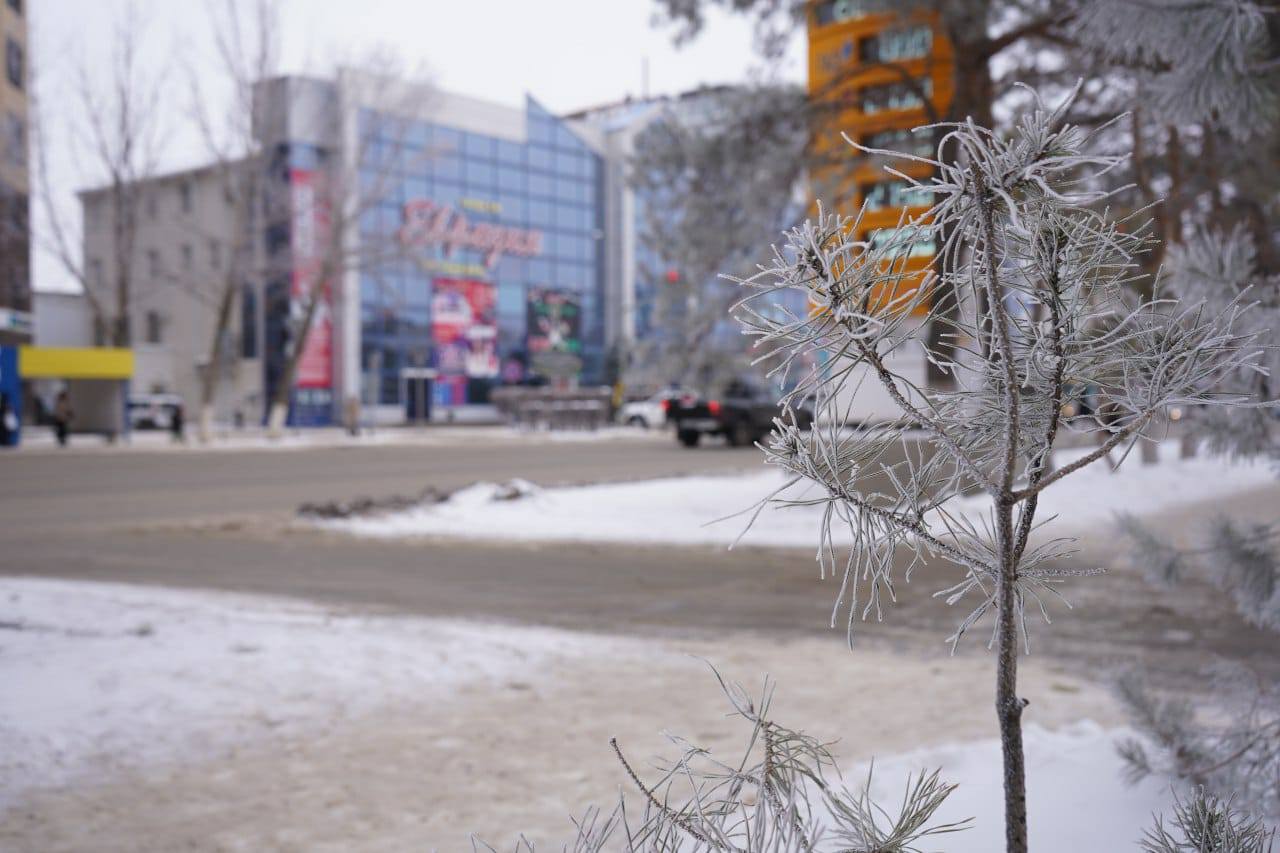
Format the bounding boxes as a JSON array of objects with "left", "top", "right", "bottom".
[
  {"left": 181, "top": 0, "right": 279, "bottom": 442},
  {"left": 34, "top": 2, "right": 165, "bottom": 348}
]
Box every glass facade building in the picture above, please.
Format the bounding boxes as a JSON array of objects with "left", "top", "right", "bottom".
[{"left": 355, "top": 97, "right": 606, "bottom": 416}]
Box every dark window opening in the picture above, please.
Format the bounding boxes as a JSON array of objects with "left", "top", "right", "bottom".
[
  {"left": 145, "top": 310, "right": 163, "bottom": 345},
  {"left": 4, "top": 39, "right": 20, "bottom": 90}
]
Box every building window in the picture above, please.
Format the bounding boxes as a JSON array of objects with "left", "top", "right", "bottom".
[
  {"left": 179, "top": 181, "right": 193, "bottom": 214},
  {"left": 859, "top": 79, "right": 931, "bottom": 115},
  {"left": 180, "top": 243, "right": 193, "bottom": 271},
  {"left": 145, "top": 192, "right": 157, "bottom": 219},
  {"left": 7, "top": 0, "right": 22, "bottom": 15},
  {"left": 147, "top": 249, "right": 160, "bottom": 278},
  {"left": 145, "top": 310, "right": 163, "bottom": 345},
  {"left": 209, "top": 239, "right": 221, "bottom": 270},
  {"left": 4, "top": 39, "right": 21, "bottom": 90},
  {"left": 860, "top": 26, "right": 932, "bottom": 63},
  {"left": 4, "top": 111, "right": 22, "bottom": 168},
  {"left": 88, "top": 258, "right": 103, "bottom": 290}
]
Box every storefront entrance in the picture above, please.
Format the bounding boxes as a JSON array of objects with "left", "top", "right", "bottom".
[{"left": 401, "top": 367, "right": 437, "bottom": 424}]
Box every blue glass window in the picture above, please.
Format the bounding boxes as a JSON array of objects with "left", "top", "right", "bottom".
[
  {"left": 464, "top": 159, "right": 496, "bottom": 187},
  {"left": 498, "top": 193, "right": 526, "bottom": 222},
  {"left": 554, "top": 150, "right": 581, "bottom": 176},
  {"left": 407, "top": 121, "right": 430, "bottom": 150},
  {"left": 432, "top": 154, "right": 462, "bottom": 181},
  {"left": 496, "top": 139, "right": 523, "bottom": 165},
  {"left": 403, "top": 276, "right": 431, "bottom": 307},
  {"left": 527, "top": 145, "right": 552, "bottom": 171},
  {"left": 528, "top": 172, "right": 552, "bottom": 198},
  {"left": 406, "top": 174, "right": 430, "bottom": 200},
  {"left": 497, "top": 164, "right": 523, "bottom": 192},
  {"left": 434, "top": 126, "right": 462, "bottom": 155},
  {"left": 496, "top": 255, "right": 526, "bottom": 282},
  {"left": 528, "top": 115, "right": 554, "bottom": 145},
  {"left": 433, "top": 180, "right": 463, "bottom": 207},
  {"left": 551, "top": 179, "right": 580, "bottom": 207},
  {"left": 497, "top": 282, "right": 525, "bottom": 319},
  {"left": 463, "top": 132, "right": 494, "bottom": 159},
  {"left": 527, "top": 257, "right": 551, "bottom": 284},
  {"left": 528, "top": 199, "right": 552, "bottom": 227}
]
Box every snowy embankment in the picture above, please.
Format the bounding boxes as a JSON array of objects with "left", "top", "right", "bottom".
[
  {"left": 320, "top": 441, "right": 1275, "bottom": 548},
  {"left": 0, "top": 577, "right": 1179, "bottom": 850},
  {"left": 0, "top": 578, "right": 639, "bottom": 804}
]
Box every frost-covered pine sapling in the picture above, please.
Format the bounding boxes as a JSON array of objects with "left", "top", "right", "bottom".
[{"left": 730, "top": 83, "right": 1269, "bottom": 853}]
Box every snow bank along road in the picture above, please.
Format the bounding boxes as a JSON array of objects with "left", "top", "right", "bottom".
[
  {"left": 1, "top": 577, "right": 1176, "bottom": 852},
  {"left": 321, "top": 441, "right": 1276, "bottom": 547}
]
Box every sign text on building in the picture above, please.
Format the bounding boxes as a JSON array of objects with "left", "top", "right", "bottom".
[{"left": 400, "top": 199, "right": 542, "bottom": 269}]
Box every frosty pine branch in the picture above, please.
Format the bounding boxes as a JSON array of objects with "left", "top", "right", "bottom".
[
  {"left": 472, "top": 83, "right": 1272, "bottom": 853},
  {"left": 728, "top": 83, "right": 1268, "bottom": 853}
]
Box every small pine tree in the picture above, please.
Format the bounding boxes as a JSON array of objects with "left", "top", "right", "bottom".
[{"left": 478, "top": 85, "right": 1270, "bottom": 852}]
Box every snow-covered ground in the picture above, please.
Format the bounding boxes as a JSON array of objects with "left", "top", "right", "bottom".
[
  {"left": 0, "top": 577, "right": 642, "bottom": 803},
  {"left": 1, "top": 577, "right": 1180, "bottom": 850},
  {"left": 320, "top": 441, "right": 1276, "bottom": 548}
]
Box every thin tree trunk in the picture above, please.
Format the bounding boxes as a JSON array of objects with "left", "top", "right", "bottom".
[
  {"left": 266, "top": 286, "right": 321, "bottom": 438},
  {"left": 976, "top": 167, "right": 1028, "bottom": 853},
  {"left": 198, "top": 281, "right": 237, "bottom": 443},
  {"left": 995, "top": 497, "right": 1028, "bottom": 853}
]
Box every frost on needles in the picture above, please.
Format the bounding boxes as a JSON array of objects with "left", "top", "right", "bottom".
[{"left": 475, "top": 84, "right": 1273, "bottom": 852}]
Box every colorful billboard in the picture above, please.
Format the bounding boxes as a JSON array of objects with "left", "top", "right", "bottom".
[
  {"left": 526, "top": 287, "right": 582, "bottom": 379},
  {"left": 431, "top": 278, "right": 498, "bottom": 406}
]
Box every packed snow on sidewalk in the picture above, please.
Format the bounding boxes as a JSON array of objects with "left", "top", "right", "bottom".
[
  {"left": 320, "top": 441, "right": 1275, "bottom": 547},
  {"left": 0, "top": 578, "right": 1183, "bottom": 850},
  {"left": 0, "top": 577, "right": 639, "bottom": 805}
]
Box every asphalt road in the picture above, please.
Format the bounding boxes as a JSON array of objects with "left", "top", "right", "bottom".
[
  {"left": 2, "top": 430, "right": 1276, "bottom": 692},
  {"left": 0, "top": 433, "right": 761, "bottom": 532}
]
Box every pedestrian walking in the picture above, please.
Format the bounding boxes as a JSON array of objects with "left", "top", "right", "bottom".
[
  {"left": 170, "top": 402, "right": 185, "bottom": 443},
  {"left": 53, "top": 390, "right": 73, "bottom": 447},
  {"left": 0, "top": 393, "right": 15, "bottom": 447}
]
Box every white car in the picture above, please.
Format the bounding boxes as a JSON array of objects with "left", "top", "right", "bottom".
[
  {"left": 127, "top": 393, "right": 183, "bottom": 430},
  {"left": 618, "top": 390, "right": 685, "bottom": 430}
]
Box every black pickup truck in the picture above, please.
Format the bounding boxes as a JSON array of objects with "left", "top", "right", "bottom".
[{"left": 669, "top": 380, "right": 813, "bottom": 448}]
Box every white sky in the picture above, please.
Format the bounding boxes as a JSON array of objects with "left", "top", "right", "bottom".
[{"left": 32, "top": 0, "right": 807, "bottom": 293}]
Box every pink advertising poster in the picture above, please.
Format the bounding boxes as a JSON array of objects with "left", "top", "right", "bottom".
[{"left": 290, "top": 168, "right": 333, "bottom": 390}]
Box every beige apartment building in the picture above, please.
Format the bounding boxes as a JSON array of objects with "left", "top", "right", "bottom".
[
  {"left": 0, "top": 0, "right": 29, "bottom": 345},
  {"left": 79, "top": 162, "right": 264, "bottom": 423}
]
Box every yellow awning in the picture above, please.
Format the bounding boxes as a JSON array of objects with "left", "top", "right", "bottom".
[{"left": 18, "top": 346, "right": 134, "bottom": 380}]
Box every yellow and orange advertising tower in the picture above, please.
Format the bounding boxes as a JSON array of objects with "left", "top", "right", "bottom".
[
  {"left": 807, "top": 1, "right": 954, "bottom": 317},
  {"left": 806, "top": 2, "right": 954, "bottom": 421}
]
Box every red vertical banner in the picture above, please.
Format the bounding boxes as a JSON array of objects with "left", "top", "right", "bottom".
[{"left": 290, "top": 169, "right": 333, "bottom": 390}]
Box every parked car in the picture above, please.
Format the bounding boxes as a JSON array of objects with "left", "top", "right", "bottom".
[
  {"left": 127, "top": 393, "right": 183, "bottom": 430},
  {"left": 668, "top": 380, "right": 812, "bottom": 448},
  {"left": 617, "top": 389, "right": 686, "bottom": 429}
]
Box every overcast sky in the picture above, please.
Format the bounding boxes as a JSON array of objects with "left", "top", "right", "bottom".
[{"left": 33, "top": 0, "right": 806, "bottom": 293}]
